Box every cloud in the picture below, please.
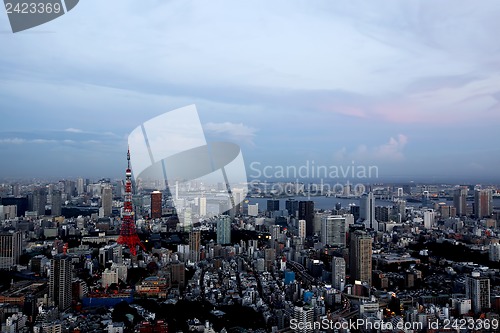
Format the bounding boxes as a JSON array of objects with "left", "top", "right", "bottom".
[
  {"left": 0, "top": 138, "right": 65, "bottom": 144},
  {"left": 0, "top": 138, "right": 26, "bottom": 144},
  {"left": 64, "top": 128, "right": 84, "bottom": 133},
  {"left": 374, "top": 134, "right": 408, "bottom": 160},
  {"left": 204, "top": 122, "right": 257, "bottom": 146},
  {"left": 335, "top": 134, "right": 408, "bottom": 162}
]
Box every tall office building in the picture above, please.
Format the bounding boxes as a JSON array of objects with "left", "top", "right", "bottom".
[
  {"left": 349, "top": 231, "right": 372, "bottom": 286},
  {"left": 151, "top": 190, "right": 162, "bottom": 219},
  {"left": 49, "top": 254, "right": 72, "bottom": 311},
  {"left": 474, "top": 189, "right": 492, "bottom": 218},
  {"left": 466, "top": 271, "right": 491, "bottom": 314},
  {"left": 232, "top": 188, "right": 245, "bottom": 215},
  {"left": 267, "top": 199, "right": 280, "bottom": 212},
  {"left": 321, "top": 215, "right": 346, "bottom": 247},
  {"left": 299, "top": 201, "right": 314, "bottom": 237},
  {"left": 375, "top": 206, "right": 391, "bottom": 223},
  {"left": 51, "top": 190, "right": 62, "bottom": 216},
  {"left": 453, "top": 187, "right": 468, "bottom": 216},
  {"left": 101, "top": 186, "right": 113, "bottom": 217},
  {"left": 77, "top": 178, "right": 86, "bottom": 195},
  {"left": 286, "top": 198, "right": 298, "bottom": 217},
  {"left": 217, "top": 215, "right": 231, "bottom": 245},
  {"left": 189, "top": 230, "right": 201, "bottom": 263},
  {"left": 64, "top": 180, "right": 75, "bottom": 198},
  {"left": 360, "top": 192, "right": 377, "bottom": 230},
  {"left": 0, "top": 231, "right": 22, "bottom": 270},
  {"left": 332, "top": 257, "right": 346, "bottom": 291},
  {"left": 32, "top": 188, "right": 47, "bottom": 216}
]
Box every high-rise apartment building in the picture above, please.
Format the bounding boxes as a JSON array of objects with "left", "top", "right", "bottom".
[
  {"left": 453, "top": 187, "right": 468, "bottom": 216},
  {"left": 466, "top": 271, "right": 491, "bottom": 314},
  {"left": 474, "top": 189, "right": 492, "bottom": 218},
  {"left": 49, "top": 254, "right": 72, "bottom": 310},
  {"left": 189, "top": 230, "right": 201, "bottom": 263},
  {"left": 332, "top": 257, "right": 346, "bottom": 291},
  {"left": 199, "top": 197, "right": 207, "bottom": 216},
  {"left": 293, "top": 305, "right": 314, "bottom": 333},
  {"left": 217, "top": 215, "right": 231, "bottom": 245},
  {"left": 349, "top": 230, "right": 372, "bottom": 286},
  {"left": 298, "top": 219, "right": 306, "bottom": 240}
]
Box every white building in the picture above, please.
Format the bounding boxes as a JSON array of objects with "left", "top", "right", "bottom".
[
  {"left": 321, "top": 215, "right": 346, "bottom": 247},
  {"left": 248, "top": 203, "right": 259, "bottom": 217},
  {"left": 102, "top": 268, "right": 119, "bottom": 288},
  {"left": 423, "top": 210, "right": 435, "bottom": 229}
]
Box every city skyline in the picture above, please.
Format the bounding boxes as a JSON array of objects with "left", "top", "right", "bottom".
[{"left": 1, "top": 1, "right": 500, "bottom": 182}]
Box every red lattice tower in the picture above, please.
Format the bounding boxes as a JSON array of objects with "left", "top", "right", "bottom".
[{"left": 117, "top": 148, "right": 145, "bottom": 256}]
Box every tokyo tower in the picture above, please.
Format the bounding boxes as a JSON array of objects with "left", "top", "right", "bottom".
[{"left": 117, "top": 148, "right": 145, "bottom": 256}]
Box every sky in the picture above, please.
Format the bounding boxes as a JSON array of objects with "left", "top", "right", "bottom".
[{"left": 1, "top": 0, "right": 500, "bottom": 183}]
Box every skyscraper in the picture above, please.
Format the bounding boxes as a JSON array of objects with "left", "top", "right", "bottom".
[
  {"left": 199, "top": 197, "right": 207, "bottom": 216},
  {"left": 51, "top": 190, "right": 62, "bottom": 216},
  {"left": 76, "top": 177, "right": 85, "bottom": 195},
  {"left": 298, "top": 201, "right": 314, "bottom": 237},
  {"left": 0, "top": 231, "right": 22, "bottom": 270},
  {"left": 232, "top": 188, "right": 245, "bottom": 216},
  {"left": 423, "top": 210, "right": 435, "bottom": 229},
  {"left": 453, "top": 187, "right": 468, "bottom": 216},
  {"left": 321, "top": 215, "right": 346, "bottom": 247},
  {"left": 332, "top": 257, "right": 346, "bottom": 291},
  {"left": 267, "top": 199, "right": 280, "bottom": 212},
  {"left": 360, "top": 192, "right": 377, "bottom": 230},
  {"left": 349, "top": 230, "right": 372, "bottom": 286},
  {"left": 49, "top": 254, "right": 72, "bottom": 311},
  {"left": 474, "top": 189, "right": 492, "bottom": 218},
  {"left": 286, "top": 198, "right": 298, "bottom": 217},
  {"left": 217, "top": 215, "right": 231, "bottom": 245},
  {"left": 151, "top": 190, "right": 162, "bottom": 219},
  {"left": 32, "top": 187, "right": 46, "bottom": 216},
  {"left": 466, "top": 271, "right": 491, "bottom": 314},
  {"left": 101, "top": 186, "right": 113, "bottom": 217},
  {"left": 189, "top": 230, "right": 201, "bottom": 263}
]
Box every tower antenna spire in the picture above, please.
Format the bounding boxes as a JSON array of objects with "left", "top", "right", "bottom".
[{"left": 117, "top": 148, "right": 145, "bottom": 256}]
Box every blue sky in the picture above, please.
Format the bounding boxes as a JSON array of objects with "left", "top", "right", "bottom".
[{"left": 1, "top": 0, "right": 500, "bottom": 182}]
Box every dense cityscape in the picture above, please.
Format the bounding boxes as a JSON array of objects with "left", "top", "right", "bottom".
[
  {"left": 2, "top": 2, "right": 500, "bottom": 333},
  {"left": 0, "top": 150, "right": 500, "bottom": 333}
]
